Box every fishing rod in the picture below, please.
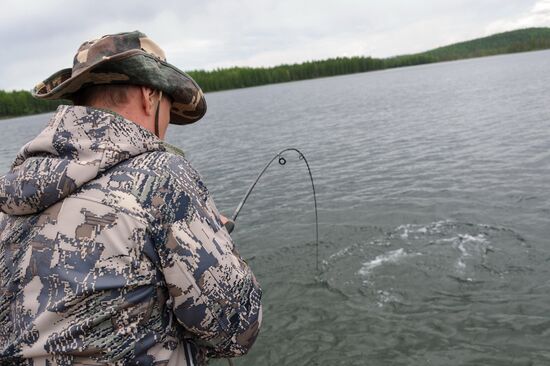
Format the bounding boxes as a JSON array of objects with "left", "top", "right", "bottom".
[
  {"left": 223, "top": 148, "right": 318, "bottom": 366},
  {"left": 224, "top": 148, "right": 319, "bottom": 271}
]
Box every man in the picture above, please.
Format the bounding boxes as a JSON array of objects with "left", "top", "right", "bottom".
[{"left": 0, "top": 31, "right": 262, "bottom": 365}]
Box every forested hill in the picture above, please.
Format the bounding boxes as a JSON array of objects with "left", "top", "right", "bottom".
[
  {"left": 418, "top": 27, "right": 550, "bottom": 61},
  {"left": 2, "top": 27, "right": 550, "bottom": 118},
  {"left": 189, "top": 27, "right": 550, "bottom": 91}
]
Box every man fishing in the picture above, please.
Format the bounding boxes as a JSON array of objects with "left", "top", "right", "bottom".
[{"left": 0, "top": 31, "right": 262, "bottom": 365}]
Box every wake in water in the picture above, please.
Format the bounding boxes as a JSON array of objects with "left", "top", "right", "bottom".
[
  {"left": 243, "top": 219, "right": 547, "bottom": 366},
  {"left": 320, "top": 220, "right": 533, "bottom": 307},
  {"left": 358, "top": 248, "right": 420, "bottom": 276}
]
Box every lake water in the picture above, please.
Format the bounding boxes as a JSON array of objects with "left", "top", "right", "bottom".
[{"left": 1, "top": 50, "right": 550, "bottom": 365}]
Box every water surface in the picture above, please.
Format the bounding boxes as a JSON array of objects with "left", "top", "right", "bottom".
[{"left": 2, "top": 50, "right": 550, "bottom": 365}]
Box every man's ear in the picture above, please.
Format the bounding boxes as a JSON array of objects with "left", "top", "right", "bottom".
[{"left": 140, "top": 86, "right": 157, "bottom": 116}]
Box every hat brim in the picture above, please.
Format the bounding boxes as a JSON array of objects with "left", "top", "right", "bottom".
[{"left": 33, "top": 50, "right": 206, "bottom": 125}]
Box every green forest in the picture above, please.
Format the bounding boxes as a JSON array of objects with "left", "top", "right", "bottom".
[
  {"left": 2, "top": 27, "right": 550, "bottom": 118},
  {"left": 0, "top": 90, "right": 67, "bottom": 118}
]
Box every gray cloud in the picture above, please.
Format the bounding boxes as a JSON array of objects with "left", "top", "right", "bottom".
[
  {"left": 0, "top": 0, "right": 541, "bottom": 90},
  {"left": 485, "top": 0, "right": 550, "bottom": 33}
]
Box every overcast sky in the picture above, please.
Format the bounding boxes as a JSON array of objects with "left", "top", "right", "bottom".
[{"left": 2, "top": 0, "right": 550, "bottom": 91}]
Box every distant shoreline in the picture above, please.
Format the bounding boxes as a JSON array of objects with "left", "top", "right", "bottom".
[
  {"left": 0, "top": 112, "right": 53, "bottom": 121},
  {"left": 2, "top": 27, "right": 550, "bottom": 119}
]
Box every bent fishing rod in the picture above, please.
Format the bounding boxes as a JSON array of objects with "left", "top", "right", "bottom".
[
  {"left": 224, "top": 148, "right": 319, "bottom": 272},
  {"left": 223, "top": 148, "right": 319, "bottom": 366}
]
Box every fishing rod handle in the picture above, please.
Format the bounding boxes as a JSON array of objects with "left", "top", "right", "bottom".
[{"left": 224, "top": 219, "right": 235, "bottom": 234}]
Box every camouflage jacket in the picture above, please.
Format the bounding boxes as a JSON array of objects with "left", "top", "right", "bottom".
[{"left": 0, "top": 106, "right": 262, "bottom": 365}]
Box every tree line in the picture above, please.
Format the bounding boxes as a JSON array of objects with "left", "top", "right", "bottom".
[
  {"left": 2, "top": 27, "right": 550, "bottom": 118},
  {"left": 188, "top": 27, "right": 550, "bottom": 92},
  {"left": 0, "top": 90, "right": 65, "bottom": 118}
]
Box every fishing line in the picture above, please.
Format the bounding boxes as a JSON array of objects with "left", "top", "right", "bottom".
[
  {"left": 224, "top": 148, "right": 318, "bottom": 366},
  {"left": 227, "top": 148, "right": 319, "bottom": 272}
]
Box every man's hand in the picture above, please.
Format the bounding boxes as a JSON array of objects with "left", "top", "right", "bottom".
[
  {"left": 220, "top": 215, "right": 235, "bottom": 234},
  {"left": 220, "top": 214, "right": 229, "bottom": 225}
]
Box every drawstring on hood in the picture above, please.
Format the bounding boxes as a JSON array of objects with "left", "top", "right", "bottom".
[
  {"left": 154, "top": 90, "right": 163, "bottom": 138},
  {"left": 0, "top": 105, "right": 165, "bottom": 216}
]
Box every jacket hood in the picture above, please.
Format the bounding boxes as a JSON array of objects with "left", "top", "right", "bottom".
[{"left": 0, "top": 105, "right": 165, "bottom": 215}]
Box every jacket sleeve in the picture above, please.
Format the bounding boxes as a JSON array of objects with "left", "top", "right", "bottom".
[{"left": 157, "top": 159, "right": 262, "bottom": 358}]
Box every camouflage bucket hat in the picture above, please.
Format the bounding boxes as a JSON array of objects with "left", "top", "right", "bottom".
[{"left": 32, "top": 31, "right": 206, "bottom": 125}]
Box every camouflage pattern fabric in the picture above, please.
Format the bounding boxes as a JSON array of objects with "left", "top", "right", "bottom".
[
  {"left": 32, "top": 31, "right": 207, "bottom": 125},
  {"left": 0, "top": 106, "right": 262, "bottom": 365}
]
